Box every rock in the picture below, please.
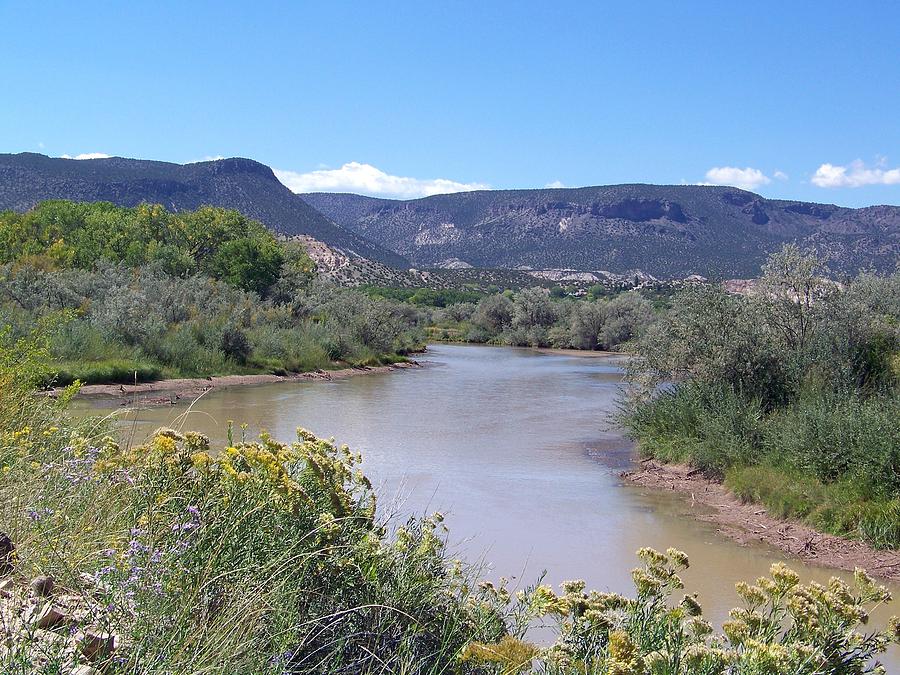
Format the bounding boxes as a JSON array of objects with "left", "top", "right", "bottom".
[
  {"left": 71, "top": 667, "right": 98, "bottom": 675},
  {"left": 0, "top": 532, "right": 14, "bottom": 573},
  {"left": 58, "top": 594, "right": 91, "bottom": 623},
  {"left": 78, "top": 628, "right": 115, "bottom": 660},
  {"left": 27, "top": 602, "right": 67, "bottom": 629},
  {"left": 29, "top": 575, "right": 55, "bottom": 597},
  {"left": 0, "top": 577, "right": 15, "bottom": 598}
]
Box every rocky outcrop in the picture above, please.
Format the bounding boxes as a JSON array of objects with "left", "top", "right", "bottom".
[{"left": 0, "top": 534, "right": 122, "bottom": 672}]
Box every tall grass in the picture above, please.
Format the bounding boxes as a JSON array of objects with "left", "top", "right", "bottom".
[
  {"left": 624, "top": 383, "right": 900, "bottom": 549},
  {"left": 1, "top": 337, "right": 505, "bottom": 672},
  {"left": 50, "top": 359, "right": 164, "bottom": 385}
]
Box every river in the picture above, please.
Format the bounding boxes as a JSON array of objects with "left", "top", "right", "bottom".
[{"left": 83, "top": 343, "right": 900, "bottom": 661}]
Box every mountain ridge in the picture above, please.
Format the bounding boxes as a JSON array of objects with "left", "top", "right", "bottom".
[
  {"left": 303, "top": 185, "right": 900, "bottom": 278},
  {"left": 0, "top": 153, "right": 408, "bottom": 268},
  {"left": 2, "top": 152, "right": 896, "bottom": 279}
]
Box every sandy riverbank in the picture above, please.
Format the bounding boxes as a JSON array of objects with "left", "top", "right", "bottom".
[
  {"left": 534, "top": 347, "right": 628, "bottom": 358},
  {"left": 622, "top": 460, "right": 900, "bottom": 580},
  {"left": 50, "top": 361, "right": 421, "bottom": 405}
]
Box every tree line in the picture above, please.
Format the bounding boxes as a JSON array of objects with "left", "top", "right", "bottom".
[{"left": 0, "top": 201, "right": 424, "bottom": 383}]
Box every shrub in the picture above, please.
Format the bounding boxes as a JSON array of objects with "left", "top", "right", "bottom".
[{"left": 221, "top": 326, "right": 252, "bottom": 365}]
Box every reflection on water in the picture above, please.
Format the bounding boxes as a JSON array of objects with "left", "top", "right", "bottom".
[{"left": 81, "top": 343, "right": 900, "bottom": 662}]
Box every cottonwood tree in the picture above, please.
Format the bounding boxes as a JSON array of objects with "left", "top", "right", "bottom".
[
  {"left": 759, "top": 244, "right": 833, "bottom": 352},
  {"left": 569, "top": 301, "right": 606, "bottom": 350},
  {"left": 600, "top": 292, "right": 654, "bottom": 349},
  {"left": 471, "top": 294, "right": 514, "bottom": 334},
  {"left": 512, "top": 287, "right": 556, "bottom": 329}
]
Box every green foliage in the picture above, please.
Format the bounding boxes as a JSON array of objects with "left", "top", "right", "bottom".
[
  {"left": 601, "top": 292, "right": 656, "bottom": 350},
  {"left": 461, "top": 288, "right": 655, "bottom": 350},
  {"left": 0, "top": 201, "right": 285, "bottom": 294},
  {"left": 472, "top": 293, "right": 515, "bottom": 336},
  {"left": 205, "top": 235, "right": 284, "bottom": 295},
  {"left": 0, "top": 201, "right": 425, "bottom": 383},
  {"left": 50, "top": 359, "right": 163, "bottom": 386},
  {"left": 220, "top": 326, "right": 252, "bottom": 365},
  {"left": 627, "top": 284, "right": 794, "bottom": 408},
  {"left": 624, "top": 245, "right": 900, "bottom": 549},
  {"left": 763, "top": 392, "right": 900, "bottom": 498},
  {"left": 362, "top": 285, "right": 484, "bottom": 307}
]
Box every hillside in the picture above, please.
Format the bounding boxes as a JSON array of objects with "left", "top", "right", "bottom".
[
  {"left": 304, "top": 186, "right": 900, "bottom": 278},
  {"left": 0, "top": 153, "right": 408, "bottom": 267}
]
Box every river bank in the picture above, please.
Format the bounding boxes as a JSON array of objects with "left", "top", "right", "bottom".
[
  {"left": 622, "top": 460, "right": 900, "bottom": 581},
  {"left": 51, "top": 361, "right": 421, "bottom": 404},
  {"left": 534, "top": 346, "right": 626, "bottom": 358}
]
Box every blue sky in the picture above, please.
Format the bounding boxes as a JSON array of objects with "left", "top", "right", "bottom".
[{"left": 1, "top": 1, "right": 898, "bottom": 205}]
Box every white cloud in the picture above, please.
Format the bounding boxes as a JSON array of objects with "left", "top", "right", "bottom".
[
  {"left": 544, "top": 180, "right": 567, "bottom": 189},
  {"left": 60, "top": 152, "right": 111, "bottom": 160},
  {"left": 811, "top": 159, "right": 900, "bottom": 188},
  {"left": 773, "top": 170, "right": 789, "bottom": 181},
  {"left": 703, "top": 166, "right": 772, "bottom": 191},
  {"left": 274, "top": 162, "right": 489, "bottom": 199}
]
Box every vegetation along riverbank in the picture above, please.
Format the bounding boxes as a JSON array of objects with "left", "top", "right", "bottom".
[
  {"left": 4, "top": 319, "right": 900, "bottom": 673},
  {"left": 1, "top": 200, "right": 663, "bottom": 390},
  {"left": 0, "top": 201, "right": 426, "bottom": 386},
  {"left": 623, "top": 460, "right": 900, "bottom": 580},
  {"left": 4, "top": 200, "right": 900, "bottom": 672},
  {"left": 620, "top": 245, "right": 900, "bottom": 555},
  {"left": 50, "top": 361, "right": 421, "bottom": 405}
]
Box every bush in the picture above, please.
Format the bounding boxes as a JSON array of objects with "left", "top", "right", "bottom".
[
  {"left": 623, "top": 382, "right": 760, "bottom": 476},
  {"left": 221, "top": 326, "right": 252, "bottom": 365},
  {"left": 0, "top": 257, "right": 423, "bottom": 382},
  {"left": 623, "top": 246, "right": 900, "bottom": 549},
  {"left": 763, "top": 391, "right": 900, "bottom": 498}
]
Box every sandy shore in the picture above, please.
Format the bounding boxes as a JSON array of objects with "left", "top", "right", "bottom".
[
  {"left": 51, "top": 361, "right": 421, "bottom": 405},
  {"left": 622, "top": 460, "right": 900, "bottom": 580},
  {"left": 534, "top": 347, "right": 626, "bottom": 358}
]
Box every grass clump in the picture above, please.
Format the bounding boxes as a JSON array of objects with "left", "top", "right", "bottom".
[{"left": 49, "top": 359, "right": 164, "bottom": 386}]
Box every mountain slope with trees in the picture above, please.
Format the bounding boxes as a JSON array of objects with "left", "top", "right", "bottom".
[
  {"left": 0, "top": 153, "right": 408, "bottom": 267},
  {"left": 304, "top": 186, "right": 900, "bottom": 278}
]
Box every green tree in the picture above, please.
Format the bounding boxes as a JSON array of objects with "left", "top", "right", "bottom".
[
  {"left": 512, "top": 287, "right": 556, "bottom": 329},
  {"left": 206, "top": 237, "right": 284, "bottom": 295},
  {"left": 472, "top": 294, "right": 514, "bottom": 334},
  {"left": 759, "top": 243, "right": 833, "bottom": 352}
]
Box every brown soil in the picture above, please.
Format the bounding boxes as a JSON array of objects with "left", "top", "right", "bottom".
[
  {"left": 622, "top": 460, "right": 900, "bottom": 581},
  {"left": 49, "top": 361, "right": 421, "bottom": 406}
]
